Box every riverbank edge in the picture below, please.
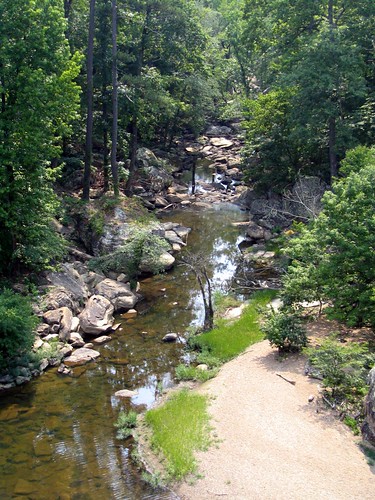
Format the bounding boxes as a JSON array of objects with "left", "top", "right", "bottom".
[{"left": 134, "top": 292, "right": 277, "bottom": 488}]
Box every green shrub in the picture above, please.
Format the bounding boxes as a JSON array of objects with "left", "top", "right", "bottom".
[
  {"left": 262, "top": 309, "right": 308, "bottom": 353},
  {"left": 114, "top": 410, "right": 138, "bottom": 439},
  {"left": 304, "top": 338, "right": 374, "bottom": 399},
  {"left": 0, "top": 289, "right": 38, "bottom": 369}
]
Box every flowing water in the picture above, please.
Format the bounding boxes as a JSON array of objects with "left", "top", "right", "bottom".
[{"left": 0, "top": 200, "right": 249, "bottom": 499}]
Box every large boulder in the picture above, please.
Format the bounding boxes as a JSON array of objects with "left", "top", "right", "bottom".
[
  {"left": 94, "top": 278, "right": 137, "bottom": 312},
  {"left": 139, "top": 251, "right": 175, "bottom": 274},
  {"left": 137, "top": 147, "right": 174, "bottom": 192},
  {"left": 247, "top": 222, "right": 272, "bottom": 242},
  {"left": 41, "top": 287, "right": 77, "bottom": 314},
  {"left": 79, "top": 295, "right": 114, "bottom": 335},
  {"left": 362, "top": 367, "right": 375, "bottom": 446},
  {"left": 64, "top": 347, "right": 101, "bottom": 367},
  {"left": 47, "top": 263, "right": 89, "bottom": 302},
  {"left": 42, "top": 307, "right": 73, "bottom": 342}
]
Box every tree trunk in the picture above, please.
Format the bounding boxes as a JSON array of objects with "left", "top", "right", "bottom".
[
  {"left": 111, "top": 0, "right": 119, "bottom": 196},
  {"left": 328, "top": 116, "right": 338, "bottom": 180},
  {"left": 125, "top": 5, "right": 151, "bottom": 196},
  {"left": 125, "top": 118, "right": 138, "bottom": 196},
  {"left": 82, "top": 0, "right": 95, "bottom": 201}
]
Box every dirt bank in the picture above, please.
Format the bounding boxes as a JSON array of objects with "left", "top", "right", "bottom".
[{"left": 176, "top": 340, "right": 374, "bottom": 500}]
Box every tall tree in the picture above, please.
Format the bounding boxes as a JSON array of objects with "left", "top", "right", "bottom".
[
  {"left": 82, "top": 0, "right": 96, "bottom": 200},
  {"left": 111, "top": 0, "right": 119, "bottom": 196},
  {"left": 0, "top": 0, "right": 81, "bottom": 273}
]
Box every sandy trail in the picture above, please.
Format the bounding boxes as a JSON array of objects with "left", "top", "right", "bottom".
[{"left": 177, "top": 340, "right": 374, "bottom": 500}]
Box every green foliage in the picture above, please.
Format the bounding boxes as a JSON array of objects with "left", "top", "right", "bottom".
[
  {"left": 89, "top": 227, "right": 169, "bottom": 280},
  {"left": 175, "top": 364, "right": 218, "bottom": 383},
  {"left": 262, "top": 309, "right": 308, "bottom": 353},
  {"left": 0, "top": 289, "right": 38, "bottom": 368},
  {"left": 195, "top": 290, "right": 277, "bottom": 362},
  {"left": 305, "top": 338, "right": 374, "bottom": 399},
  {"left": 145, "top": 389, "right": 211, "bottom": 479},
  {"left": 0, "top": 0, "right": 81, "bottom": 274},
  {"left": 114, "top": 410, "right": 138, "bottom": 440},
  {"left": 240, "top": 0, "right": 375, "bottom": 189},
  {"left": 282, "top": 147, "right": 375, "bottom": 327}
]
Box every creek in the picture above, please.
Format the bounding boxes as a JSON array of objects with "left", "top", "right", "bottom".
[{"left": 0, "top": 182, "right": 249, "bottom": 499}]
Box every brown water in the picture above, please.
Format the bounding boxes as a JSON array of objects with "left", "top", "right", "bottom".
[{"left": 0, "top": 203, "right": 248, "bottom": 499}]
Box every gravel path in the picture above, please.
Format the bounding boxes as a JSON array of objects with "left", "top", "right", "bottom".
[{"left": 176, "top": 340, "right": 374, "bottom": 500}]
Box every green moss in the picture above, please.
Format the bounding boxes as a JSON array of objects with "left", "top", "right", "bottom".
[{"left": 145, "top": 390, "right": 211, "bottom": 480}]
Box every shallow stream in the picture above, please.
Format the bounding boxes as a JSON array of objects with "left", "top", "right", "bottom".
[{"left": 0, "top": 200, "right": 249, "bottom": 499}]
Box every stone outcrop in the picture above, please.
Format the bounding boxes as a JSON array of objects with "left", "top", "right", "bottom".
[
  {"left": 362, "top": 367, "right": 375, "bottom": 446},
  {"left": 78, "top": 295, "right": 115, "bottom": 335},
  {"left": 94, "top": 278, "right": 138, "bottom": 312}
]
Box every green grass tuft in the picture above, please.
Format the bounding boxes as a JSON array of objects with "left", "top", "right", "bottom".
[
  {"left": 175, "top": 364, "right": 219, "bottom": 382},
  {"left": 145, "top": 390, "right": 211, "bottom": 480},
  {"left": 196, "top": 290, "right": 277, "bottom": 362}
]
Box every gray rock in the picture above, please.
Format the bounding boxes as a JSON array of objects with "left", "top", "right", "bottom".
[
  {"left": 79, "top": 295, "right": 115, "bottom": 335},
  {"left": 69, "top": 332, "right": 85, "bottom": 347},
  {"left": 47, "top": 263, "right": 89, "bottom": 302},
  {"left": 164, "top": 230, "right": 186, "bottom": 246},
  {"left": 36, "top": 323, "right": 50, "bottom": 337},
  {"left": 162, "top": 333, "right": 179, "bottom": 342},
  {"left": 71, "top": 316, "right": 80, "bottom": 332},
  {"left": 210, "top": 137, "right": 233, "bottom": 148},
  {"left": 57, "top": 364, "right": 72, "bottom": 376},
  {"left": 92, "top": 335, "right": 112, "bottom": 345},
  {"left": 33, "top": 337, "right": 44, "bottom": 350},
  {"left": 247, "top": 222, "right": 266, "bottom": 241},
  {"left": 39, "top": 359, "right": 49, "bottom": 372},
  {"left": 60, "top": 345, "right": 74, "bottom": 357},
  {"left": 41, "top": 287, "right": 76, "bottom": 314},
  {"left": 114, "top": 389, "right": 138, "bottom": 398},
  {"left": 58, "top": 307, "right": 73, "bottom": 341},
  {"left": 94, "top": 279, "right": 138, "bottom": 312},
  {"left": 140, "top": 252, "right": 175, "bottom": 274},
  {"left": 15, "top": 376, "right": 31, "bottom": 385},
  {"left": 64, "top": 347, "right": 101, "bottom": 367}
]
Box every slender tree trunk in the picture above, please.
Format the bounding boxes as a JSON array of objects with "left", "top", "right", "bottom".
[
  {"left": 111, "top": 0, "right": 119, "bottom": 196},
  {"left": 82, "top": 0, "right": 95, "bottom": 201},
  {"left": 327, "top": 0, "right": 338, "bottom": 181},
  {"left": 125, "top": 119, "right": 138, "bottom": 196},
  {"left": 328, "top": 116, "right": 338, "bottom": 179},
  {"left": 125, "top": 5, "right": 151, "bottom": 196}
]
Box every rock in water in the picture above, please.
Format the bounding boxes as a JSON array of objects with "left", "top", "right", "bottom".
[
  {"left": 64, "top": 348, "right": 100, "bottom": 367},
  {"left": 162, "top": 333, "right": 179, "bottom": 342},
  {"left": 79, "top": 295, "right": 114, "bottom": 335},
  {"left": 94, "top": 279, "right": 137, "bottom": 312},
  {"left": 114, "top": 389, "right": 138, "bottom": 398}
]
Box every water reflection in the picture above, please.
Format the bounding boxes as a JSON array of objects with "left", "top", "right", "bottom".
[{"left": 0, "top": 203, "right": 248, "bottom": 499}]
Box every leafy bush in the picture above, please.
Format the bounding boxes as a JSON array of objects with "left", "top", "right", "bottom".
[
  {"left": 0, "top": 289, "right": 38, "bottom": 369},
  {"left": 114, "top": 410, "right": 137, "bottom": 440},
  {"left": 282, "top": 147, "right": 375, "bottom": 327},
  {"left": 262, "top": 309, "right": 308, "bottom": 352},
  {"left": 305, "top": 338, "right": 375, "bottom": 399}
]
